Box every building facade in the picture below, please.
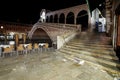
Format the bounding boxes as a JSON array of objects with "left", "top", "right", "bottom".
[{"left": 0, "top": 21, "right": 32, "bottom": 45}]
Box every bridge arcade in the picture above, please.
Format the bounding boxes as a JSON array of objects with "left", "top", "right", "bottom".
[{"left": 39, "top": 4, "right": 91, "bottom": 31}]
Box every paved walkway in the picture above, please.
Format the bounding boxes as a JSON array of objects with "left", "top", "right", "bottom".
[
  {"left": 0, "top": 52, "right": 116, "bottom": 80},
  {"left": 0, "top": 32, "right": 119, "bottom": 80}
]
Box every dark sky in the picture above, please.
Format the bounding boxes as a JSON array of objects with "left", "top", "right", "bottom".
[{"left": 0, "top": 0, "right": 86, "bottom": 24}]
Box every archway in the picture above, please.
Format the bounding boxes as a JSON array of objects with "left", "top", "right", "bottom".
[
  {"left": 66, "top": 12, "right": 74, "bottom": 24},
  {"left": 54, "top": 14, "right": 58, "bottom": 23},
  {"left": 46, "top": 16, "right": 49, "bottom": 22},
  {"left": 59, "top": 13, "right": 65, "bottom": 23},
  {"left": 31, "top": 28, "right": 52, "bottom": 47},
  {"left": 76, "top": 10, "right": 88, "bottom": 31},
  {"left": 50, "top": 15, "right": 53, "bottom": 23}
]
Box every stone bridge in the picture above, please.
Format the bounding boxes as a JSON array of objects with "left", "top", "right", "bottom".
[
  {"left": 28, "top": 4, "right": 90, "bottom": 44},
  {"left": 28, "top": 22, "right": 80, "bottom": 44},
  {"left": 43, "top": 4, "right": 91, "bottom": 25}
]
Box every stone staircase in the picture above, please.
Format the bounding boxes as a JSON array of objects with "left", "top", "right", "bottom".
[{"left": 56, "top": 32, "right": 120, "bottom": 77}]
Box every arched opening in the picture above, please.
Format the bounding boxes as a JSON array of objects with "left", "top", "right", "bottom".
[
  {"left": 31, "top": 28, "right": 52, "bottom": 47},
  {"left": 59, "top": 13, "right": 65, "bottom": 23},
  {"left": 46, "top": 16, "right": 49, "bottom": 23},
  {"left": 50, "top": 15, "right": 53, "bottom": 23},
  {"left": 54, "top": 14, "right": 58, "bottom": 23},
  {"left": 76, "top": 10, "right": 88, "bottom": 31},
  {"left": 66, "top": 12, "right": 74, "bottom": 24}
]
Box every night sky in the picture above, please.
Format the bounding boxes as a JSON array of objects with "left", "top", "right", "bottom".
[
  {"left": 0, "top": 0, "right": 86, "bottom": 24},
  {"left": 0, "top": 0, "right": 104, "bottom": 24}
]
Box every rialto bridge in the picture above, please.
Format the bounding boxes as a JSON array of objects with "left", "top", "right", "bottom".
[{"left": 28, "top": 4, "right": 91, "bottom": 47}]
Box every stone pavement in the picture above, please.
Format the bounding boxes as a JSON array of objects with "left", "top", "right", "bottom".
[
  {"left": 0, "top": 32, "right": 120, "bottom": 80},
  {"left": 0, "top": 52, "right": 115, "bottom": 80}
]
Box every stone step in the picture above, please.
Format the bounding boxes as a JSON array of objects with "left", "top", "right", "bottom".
[
  {"left": 67, "top": 41, "right": 112, "bottom": 48},
  {"left": 57, "top": 32, "right": 120, "bottom": 76},
  {"left": 66, "top": 43, "right": 113, "bottom": 51},
  {"left": 59, "top": 49, "right": 120, "bottom": 67},
  {"left": 65, "top": 45, "right": 114, "bottom": 56},
  {"left": 63, "top": 47, "right": 118, "bottom": 61},
  {"left": 56, "top": 50, "right": 120, "bottom": 75}
]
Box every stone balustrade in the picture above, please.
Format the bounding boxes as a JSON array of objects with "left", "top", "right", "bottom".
[{"left": 28, "top": 23, "right": 80, "bottom": 42}]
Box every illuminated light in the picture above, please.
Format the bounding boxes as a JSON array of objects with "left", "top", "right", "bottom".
[
  {"left": 41, "top": 12, "right": 45, "bottom": 19},
  {"left": 10, "top": 32, "right": 15, "bottom": 35},
  {"left": 40, "top": 9, "right": 46, "bottom": 23},
  {"left": 9, "top": 41, "right": 15, "bottom": 45},
  {"left": 1, "top": 26, "right": 3, "bottom": 29},
  {"left": 99, "top": 4, "right": 102, "bottom": 7}
]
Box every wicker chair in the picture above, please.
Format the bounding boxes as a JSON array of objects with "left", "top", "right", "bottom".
[
  {"left": 33, "top": 43, "right": 39, "bottom": 53},
  {"left": 2, "top": 47, "right": 16, "bottom": 58},
  {"left": 43, "top": 43, "right": 49, "bottom": 52},
  {"left": 16, "top": 44, "right": 26, "bottom": 55},
  {"left": 26, "top": 43, "right": 33, "bottom": 54}
]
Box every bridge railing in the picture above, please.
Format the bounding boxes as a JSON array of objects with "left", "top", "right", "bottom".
[
  {"left": 28, "top": 22, "right": 81, "bottom": 47},
  {"left": 28, "top": 22, "right": 81, "bottom": 37},
  {"left": 34, "top": 22, "right": 81, "bottom": 31}
]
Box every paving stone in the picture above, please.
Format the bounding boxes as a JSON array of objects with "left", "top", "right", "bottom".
[{"left": 0, "top": 32, "right": 119, "bottom": 80}]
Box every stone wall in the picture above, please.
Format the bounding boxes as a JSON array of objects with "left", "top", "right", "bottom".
[{"left": 57, "top": 31, "right": 78, "bottom": 49}]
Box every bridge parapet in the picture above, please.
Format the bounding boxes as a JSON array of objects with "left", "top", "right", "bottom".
[
  {"left": 35, "top": 22, "right": 80, "bottom": 29},
  {"left": 28, "top": 22, "right": 81, "bottom": 44}
]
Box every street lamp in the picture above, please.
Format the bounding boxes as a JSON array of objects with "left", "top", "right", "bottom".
[
  {"left": 0, "top": 26, "right": 7, "bottom": 44},
  {"left": 0, "top": 26, "right": 4, "bottom": 34},
  {"left": 0, "top": 26, "right": 4, "bottom": 44},
  {"left": 1, "top": 26, "right": 3, "bottom": 29}
]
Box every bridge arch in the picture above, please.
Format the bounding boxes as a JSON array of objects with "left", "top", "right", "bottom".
[
  {"left": 46, "top": 16, "right": 49, "bottom": 22},
  {"left": 66, "top": 12, "right": 74, "bottom": 24},
  {"left": 50, "top": 15, "right": 53, "bottom": 23},
  {"left": 28, "top": 24, "right": 54, "bottom": 41},
  {"left": 76, "top": 10, "right": 88, "bottom": 31},
  {"left": 54, "top": 14, "right": 58, "bottom": 23},
  {"left": 45, "top": 4, "right": 91, "bottom": 31},
  {"left": 31, "top": 28, "right": 52, "bottom": 46},
  {"left": 59, "top": 13, "right": 65, "bottom": 23}
]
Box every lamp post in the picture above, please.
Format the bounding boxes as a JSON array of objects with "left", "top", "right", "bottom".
[
  {"left": 0, "top": 26, "right": 3, "bottom": 34},
  {"left": 0, "top": 26, "right": 4, "bottom": 44},
  {"left": 1, "top": 26, "right": 7, "bottom": 44}
]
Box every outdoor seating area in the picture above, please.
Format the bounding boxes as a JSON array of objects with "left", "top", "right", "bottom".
[{"left": 0, "top": 42, "right": 53, "bottom": 58}]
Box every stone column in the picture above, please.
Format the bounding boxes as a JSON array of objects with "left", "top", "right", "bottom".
[
  {"left": 4, "top": 32, "right": 7, "bottom": 44},
  {"left": 105, "top": 0, "right": 112, "bottom": 36},
  {"left": 88, "top": 11, "right": 92, "bottom": 32},
  {"left": 15, "top": 34, "right": 19, "bottom": 48},
  {"left": 74, "top": 16, "right": 77, "bottom": 24},
  {"left": 65, "top": 16, "right": 66, "bottom": 24},
  {"left": 22, "top": 34, "right": 26, "bottom": 44}
]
